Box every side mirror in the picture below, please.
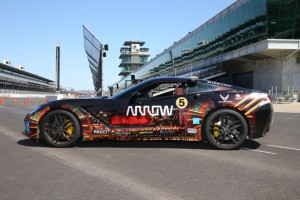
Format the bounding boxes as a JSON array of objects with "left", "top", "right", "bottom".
[{"left": 129, "top": 92, "right": 141, "bottom": 104}]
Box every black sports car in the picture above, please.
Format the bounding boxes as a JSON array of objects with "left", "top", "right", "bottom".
[{"left": 23, "top": 77, "right": 273, "bottom": 150}]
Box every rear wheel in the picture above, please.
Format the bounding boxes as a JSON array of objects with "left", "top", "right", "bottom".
[
  {"left": 40, "top": 110, "right": 81, "bottom": 147},
  {"left": 204, "top": 109, "right": 248, "bottom": 150}
]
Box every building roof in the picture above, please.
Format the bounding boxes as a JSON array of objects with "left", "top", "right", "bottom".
[
  {"left": 123, "top": 41, "right": 145, "bottom": 46},
  {"left": 0, "top": 62, "right": 54, "bottom": 83}
]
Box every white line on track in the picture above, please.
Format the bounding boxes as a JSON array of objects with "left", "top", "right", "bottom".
[
  {"left": 0, "top": 105, "right": 27, "bottom": 112},
  {"left": 241, "top": 148, "right": 277, "bottom": 155},
  {"left": 266, "top": 144, "right": 300, "bottom": 151},
  {"left": 0, "top": 124, "right": 183, "bottom": 200},
  {"left": 284, "top": 118, "right": 300, "bottom": 120}
]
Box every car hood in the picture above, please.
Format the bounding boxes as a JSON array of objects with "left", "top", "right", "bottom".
[{"left": 45, "top": 97, "right": 115, "bottom": 108}]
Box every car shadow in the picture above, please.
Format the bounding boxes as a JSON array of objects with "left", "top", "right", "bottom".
[
  {"left": 17, "top": 139, "right": 261, "bottom": 150},
  {"left": 240, "top": 139, "right": 261, "bottom": 149}
]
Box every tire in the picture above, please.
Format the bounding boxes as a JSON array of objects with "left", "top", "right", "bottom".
[
  {"left": 204, "top": 109, "right": 248, "bottom": 150},
  {"left": 40, "top": 110, "right": 81, "bottom": 147}
]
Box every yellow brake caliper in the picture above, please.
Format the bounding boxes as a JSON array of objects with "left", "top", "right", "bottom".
[
  {"left": 213, "top": 122, "right": 220, "bottom": 138},
  {"left": 66, "top": 122, "right": 75, "bottom": 138}
]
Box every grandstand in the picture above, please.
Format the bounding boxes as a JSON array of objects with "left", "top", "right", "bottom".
[{"left": 0, "top": 60, "right": 54, "bottom": 94}]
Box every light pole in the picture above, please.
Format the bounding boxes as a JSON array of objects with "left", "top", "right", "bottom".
[{"left": 56, "top": 42, "right": 60, "bottom": 94}]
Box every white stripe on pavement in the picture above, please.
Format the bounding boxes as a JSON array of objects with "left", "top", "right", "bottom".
[
  {"left": 266, "top": 144, "right": 300, "bottom": 151},
  {"left": 0, "top": 105, "right": 27, "bottom": 112},
  {"left": 241, "top": 148, "right": 277, "bottom": 155}
]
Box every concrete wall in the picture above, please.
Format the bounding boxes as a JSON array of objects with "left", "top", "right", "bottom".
[
  {"left": 282, "top": 55, "right": 300, "bottom": 92},
  {"left": 224, "top": 54, "right": 300, "bottom": 93},
  {"left": 253, "top": 58, "right": 282, "bottom": 91}
]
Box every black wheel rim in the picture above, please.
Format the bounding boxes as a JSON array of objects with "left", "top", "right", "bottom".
[
  {"left": 208, "top": 112, "right": 245, "bottom": 148},
  {"left": 43, "top": 113, "right": 76, "bottom": 145}
]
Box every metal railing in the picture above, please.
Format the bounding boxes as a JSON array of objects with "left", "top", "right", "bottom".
[{"left": 269, "top": 86, "right": 299, "bottom": 103}]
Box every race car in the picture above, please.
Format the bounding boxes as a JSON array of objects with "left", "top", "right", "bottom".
[{"left": 23, "top": 77, "right": 273, "bottom": 150}]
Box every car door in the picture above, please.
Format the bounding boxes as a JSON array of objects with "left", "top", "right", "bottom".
[
  {"left": 110, "top": 93, "right": 179, "bottom": 127},
  {"left": 109, "top": 83, "right": 194, "bottom": 136}
]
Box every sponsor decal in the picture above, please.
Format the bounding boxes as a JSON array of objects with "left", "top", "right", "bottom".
[
  {"left": 176, "top": 97, "right": 188, "bottom": 109},
  {"left": 192, "top": 118, "right": 201, "bottom": 125},
  {"left": 207, "top": 81, "right": 232, "bottom": 88},
  {"left": 126, "top": 105, "right": 173, "bottom": 116},
  {"left": 160, "top": 130, "right": 175, "bottom": 134},
  {"left": 235, "top": 94, "right": 242, "bottom": 100},
  {"left": 25, "top": 121, "right": 30, "bottom": 133},
  {"left": 93, "top": 129, "right": 108, "bottom": 134},
  {"left": 187, "top": 128, "right": 197, "bottom": 134},
  {"left": 220, "top": 94, "right": 229, "bottom": 102},
  {"left": 218, "top": 94, "right": 233, "bottom": 103},
  {"left": 115, "top": 131, "right": 131, "bottom": 135},
  {"left": 139, "top": 131, "right": 154, "bottom": 135}
]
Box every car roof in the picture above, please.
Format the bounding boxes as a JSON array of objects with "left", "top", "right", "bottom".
[
  {"left": 112, "top": 77, "right": 191, "bottom": 99},
  {"left": 111, "top": 76, "right": 244, "bottom": 100}
]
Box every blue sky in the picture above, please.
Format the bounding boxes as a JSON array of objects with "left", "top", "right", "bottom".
[{"left": 0, "top": 0, "right": 236, "bottom": 91}]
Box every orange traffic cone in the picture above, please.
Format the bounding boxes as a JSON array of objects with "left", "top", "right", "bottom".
[
  {"left": 24, "top": 98, "right": 27, "bottom": 105},
  {"left": 14, "top": 98, "right": 17, "bottom": 103}
]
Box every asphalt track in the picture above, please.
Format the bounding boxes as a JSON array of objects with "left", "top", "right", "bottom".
[{"left": 0, "top": 97, "right": 299, "bottom": 200}]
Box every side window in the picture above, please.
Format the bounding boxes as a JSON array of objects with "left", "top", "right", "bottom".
[
  {"left": 138, "top": 83, "right": 187, "bottom": 98},
  {"left": 186, "top": 82, "right": 217, "bottom": 94},
  {"left": 150, "top": 83, "right": 176, "bottom": 97}
]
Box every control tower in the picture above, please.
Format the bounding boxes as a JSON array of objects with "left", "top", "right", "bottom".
[{"left": 118, "top": 41, "right": 149, "bottom": 78}]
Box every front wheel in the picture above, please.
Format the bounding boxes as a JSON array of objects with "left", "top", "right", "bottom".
[
  {"left": 204, "top": 109, "right": 248, "bottom": 150},
  {"left": 40, "top": 110, "right": 81, "bottom": 147}
]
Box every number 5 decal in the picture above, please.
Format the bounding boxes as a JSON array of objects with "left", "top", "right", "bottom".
[{"left": 176, "top": 97, "right": 188, "bottom": 109}]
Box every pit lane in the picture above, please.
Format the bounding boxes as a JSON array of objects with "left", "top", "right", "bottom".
[{"left": 0, "top": 98, "right": 299, "bottom": 200}]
